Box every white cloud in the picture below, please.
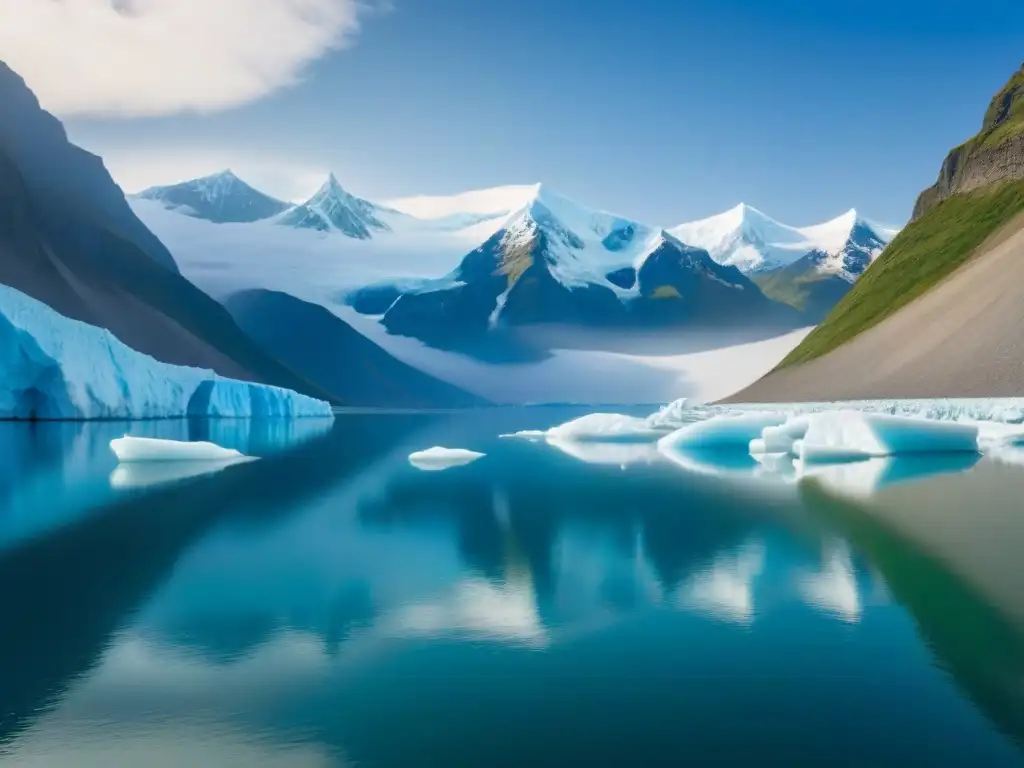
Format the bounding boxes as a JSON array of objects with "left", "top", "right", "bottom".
[{"left": 0, "top": 0, "right": 372, "bottom": 117}]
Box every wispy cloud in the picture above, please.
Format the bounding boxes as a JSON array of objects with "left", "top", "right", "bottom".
[{"left": 0, "top": 0, "right": 376, "bottom": 118}]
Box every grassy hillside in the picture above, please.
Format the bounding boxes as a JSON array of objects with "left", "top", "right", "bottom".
[
  {"left": 974, "top": 64, "right": 1024, "bottom": 150},
  {"left": 779, "top": 179, "right": 1024, "bottom": 368}
]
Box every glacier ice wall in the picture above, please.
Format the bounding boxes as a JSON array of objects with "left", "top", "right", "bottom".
[{"left": 0, "top": 284, "right": 333, "bottom": 420}]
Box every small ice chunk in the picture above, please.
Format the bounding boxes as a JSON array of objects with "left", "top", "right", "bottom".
[
  {"left": 110, "top": 436, "right": 246, "bottom": 462},
  {"left": 659, "top": 413, "right": 788, "bottom": 452},
  {"left": 796, "top": 411, "right": 979, "bottom": 463},
  {"left": 759, "top": 416, "right": 810, "bottom": 454},
  {"left": 750, "top": 418, "right": 810, "bottom": 455},
  {"left": 409, "top": 446, "right": 485, "bottom": 471},
  {"left": 500, "top": 430, "right": 547, "bottom": 441},
  {"left": 644, "top": 398, "right": 690, "bottom": 430}
]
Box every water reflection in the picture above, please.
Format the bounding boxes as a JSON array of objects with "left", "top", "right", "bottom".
[
  {"left": 797, "top": 453, "right": 982, "bottom": 501},
  {"left": 796, "top": 542, "right": 862, "bottom": 623},
  {"left": 0, "top": 410, "right": 1021, "bottom": 766},
  {"left": 109, "top": 457, "right": 257, "bottom": 489},
  {"left": 0, "top": 417, "right": 334, "bottom": 552},
  {"left": 806, "top": 474, "right": 1024, "bottom": 746},
  {"left": 678, "top": 539, "right": 766, "bottom": 625}
]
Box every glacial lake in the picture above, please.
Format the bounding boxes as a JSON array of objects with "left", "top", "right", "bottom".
[{"left": 1, "top": 407, "right": 1023, "bottom": 767}]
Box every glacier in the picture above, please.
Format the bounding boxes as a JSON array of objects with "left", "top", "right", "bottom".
[{"left": 0, "top": 284, "right": 333, "bottom": 420}]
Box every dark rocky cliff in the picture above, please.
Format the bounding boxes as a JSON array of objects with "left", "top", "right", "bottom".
[{"left": 913, "top": 63, "right": 1024, "bottom": 219}]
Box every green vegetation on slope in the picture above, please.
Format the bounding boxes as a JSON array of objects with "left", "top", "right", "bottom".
[
  {"left": 779, "top": 179, "right": 1024, "bottom": 368},
  {"left": 975, "top": 64, "right": 1024, "bottom": 150}
]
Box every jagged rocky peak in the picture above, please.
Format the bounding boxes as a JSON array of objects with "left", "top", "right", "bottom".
[{"left": 277, "top": 172, "right": 390, "bottom": 239}]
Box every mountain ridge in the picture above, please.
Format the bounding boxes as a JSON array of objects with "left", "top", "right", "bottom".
[{"left": 0, "top": 61, "right": 179, "bottom": 273}]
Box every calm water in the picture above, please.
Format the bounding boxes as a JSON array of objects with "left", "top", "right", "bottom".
[{"left": 1, "top": 408, "right": 1023, "bottom": 767}]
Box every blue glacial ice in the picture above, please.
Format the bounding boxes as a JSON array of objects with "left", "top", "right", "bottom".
[
  {"left": 0, "top": 284, "right": 333, "bottom": 420},
  {"left": 513, "top": 396, "right": 1024, "bottom": 494},
  {"left": 793, "top": 410, "right": 979, "bottom": 463}
]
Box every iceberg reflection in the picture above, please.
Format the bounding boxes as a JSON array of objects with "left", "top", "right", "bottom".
[
  {"left": 796, "top": 453, "right": 981, "bottom": 500},
  {"left": 109, "top": 457, "right": 256, "bottom": 490}
]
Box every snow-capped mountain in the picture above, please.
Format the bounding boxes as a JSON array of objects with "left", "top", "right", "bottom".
[
  {"left": 349, "top": 185, "right": 799, "bottom": 349},
  {"left": 135, "top": 169, "right": 290, "bottom": 224},
  {"left": 671, "top": 203, "right": 898, "bottom": 277},
  {"left": 787, "top": 209, "right": 895, "bottom": 282},
  {"left": 277, "top": 173, "right": 392, "bottom": 239}
]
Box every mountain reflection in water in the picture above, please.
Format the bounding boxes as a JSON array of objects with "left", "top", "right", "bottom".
[{"left": 0, "top": 408, "right": 1021, "bottom": 767}]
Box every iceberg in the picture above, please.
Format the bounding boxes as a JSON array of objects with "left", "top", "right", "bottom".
[
  {"left": 546, "top": 413, "right": 663, "bottom": 443},
  {"left": 502, "top": 413, "right": 662, "bottom": 443},
  {"left": 110, "top": 436, "right": 246, "bottom": 462},
  {"left": 750, "top": 416, "right": 810, "bottom": 455},
  {"left": 408, "top": 446, "right": 485, "bottom": 471},
  {"left": 643, "top": 398, "right": 691, "bottom": 430},
  {"left": 796, "top": 410, "right": 979, "bottom": 463},
  {"left": 0, "top": 284, "right": 333, "bottom": 420},
  {"left": 658, "top": 413, "right": 788, "bottom": 452}
]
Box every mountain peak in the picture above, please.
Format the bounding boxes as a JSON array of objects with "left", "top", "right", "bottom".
[
  {"left": 134, "top": 170, "right": 289, "bottom": 224},
  {"left": 211, "top": 168, "right": 240, "bottom": 182},
  {"left": 312, "top": 172, "right": 346, "bottom": 197},
  {"left": 280, "top": 174, "right": 388, "bottom": 239}
]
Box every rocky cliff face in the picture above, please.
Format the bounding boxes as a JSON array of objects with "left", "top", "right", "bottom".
[{"left": 913, "top": 63, "right": 1024, "bottom": 219}]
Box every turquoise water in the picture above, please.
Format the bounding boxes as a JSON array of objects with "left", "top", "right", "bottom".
[{"left": 0, "top": 408, "right": 1022, "bottom": 766}]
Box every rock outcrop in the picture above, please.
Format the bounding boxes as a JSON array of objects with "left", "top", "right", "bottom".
[{"left": 913, "top": 63, "right": 1024, "bottom": 219}]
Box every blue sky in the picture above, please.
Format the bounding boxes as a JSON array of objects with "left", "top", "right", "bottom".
[{"left": 32, "top": 0, "right": 1024, "bottom": 226}]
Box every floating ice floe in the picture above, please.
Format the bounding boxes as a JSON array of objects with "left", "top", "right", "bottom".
[
  {"left": 110, "top": 436, "right": 247, "bottom": 462},
  {"left": 503, "top": 413, "right": 663, "bottom": 443},
  {"left": 408, "top": 446, "right": 485, "bottom": 471},
  {"left": 749, "top": 416, "right": 810, "bottom": 455},
  {"left": 794, "top": 410, "right": 979, "bottom": 463},
  {"left": 658, "top": 413, "right": 788, "bottom": 453},
  {"left": 506, "top": 397, "right": 1024, "bottom": 492}
]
